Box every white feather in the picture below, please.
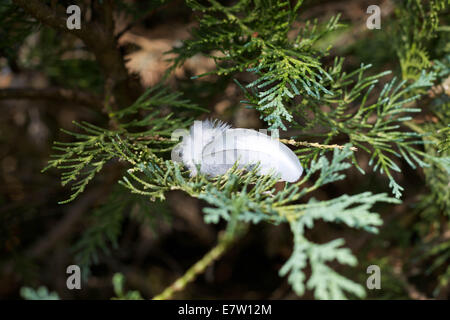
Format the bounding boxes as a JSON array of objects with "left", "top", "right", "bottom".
[
  {"left": 175, "top": 120, "right": 303, "bottom": 182},
  {"left": 175, "top": 119, "right": 230, "bottom": 176}
]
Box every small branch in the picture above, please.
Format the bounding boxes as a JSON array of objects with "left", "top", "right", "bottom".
[
  {"left": 0, "top": 87, "right": 103, "bottom": 109},
  {"left": 114, "top": 3, "right": 166, "bottom": 40},
  {"left": 279, "top": 139, "right": 358, "bottom": 151},
  {"left": 403, "top": 121, "right": 442, "bottom": 145},
  {"left": 153, "top": 225, "right": 246, "bottom": 300},
  {"left": 208, "top": 0, "right": 253, "bottom": 34},
  {"left": 135, "top": 135, "right": 357, "bottom": 151},
  {"left": 134, "top": 135, "right": 172, "bottom": 142}
]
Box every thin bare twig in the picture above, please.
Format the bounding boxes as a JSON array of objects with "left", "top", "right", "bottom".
[
  {"left": 153, "top": 222, "right": 247, "bottom": 300},
  {"left": 135, "top": 135, "right": 358, "bottom": 151},
  {"left": 279, "top": 139, "right": 358, "bottom": 151}
]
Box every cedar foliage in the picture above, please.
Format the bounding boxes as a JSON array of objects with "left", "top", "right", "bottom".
[{"left": 1, "top": 0, "right": 449, "bottom": 299}]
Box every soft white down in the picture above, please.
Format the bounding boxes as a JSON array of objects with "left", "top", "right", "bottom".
[{"left": 173, "top": 119, "right": 303, "bottom": 182}]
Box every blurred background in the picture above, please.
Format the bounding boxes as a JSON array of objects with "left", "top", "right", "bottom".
[{"left": 0, "top": 0, "right": 449, "bottom": 299}]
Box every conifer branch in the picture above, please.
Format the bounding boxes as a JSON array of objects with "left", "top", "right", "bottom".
[
  {"left": 153, "top": 223, "right": 247, "bottom": 300},
  {"left": 133, "top": 134, "right": 357, "bottom": 151},
  {"left": 32, "top": 0, "right": 449, "bottom": 300},
  {"left": 280, "top": 139, "right": 358, "bottom": 151}
]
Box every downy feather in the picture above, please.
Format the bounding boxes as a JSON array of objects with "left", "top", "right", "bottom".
[{"left": 175, "top": 120, "right": 303, "bottom": 182}]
